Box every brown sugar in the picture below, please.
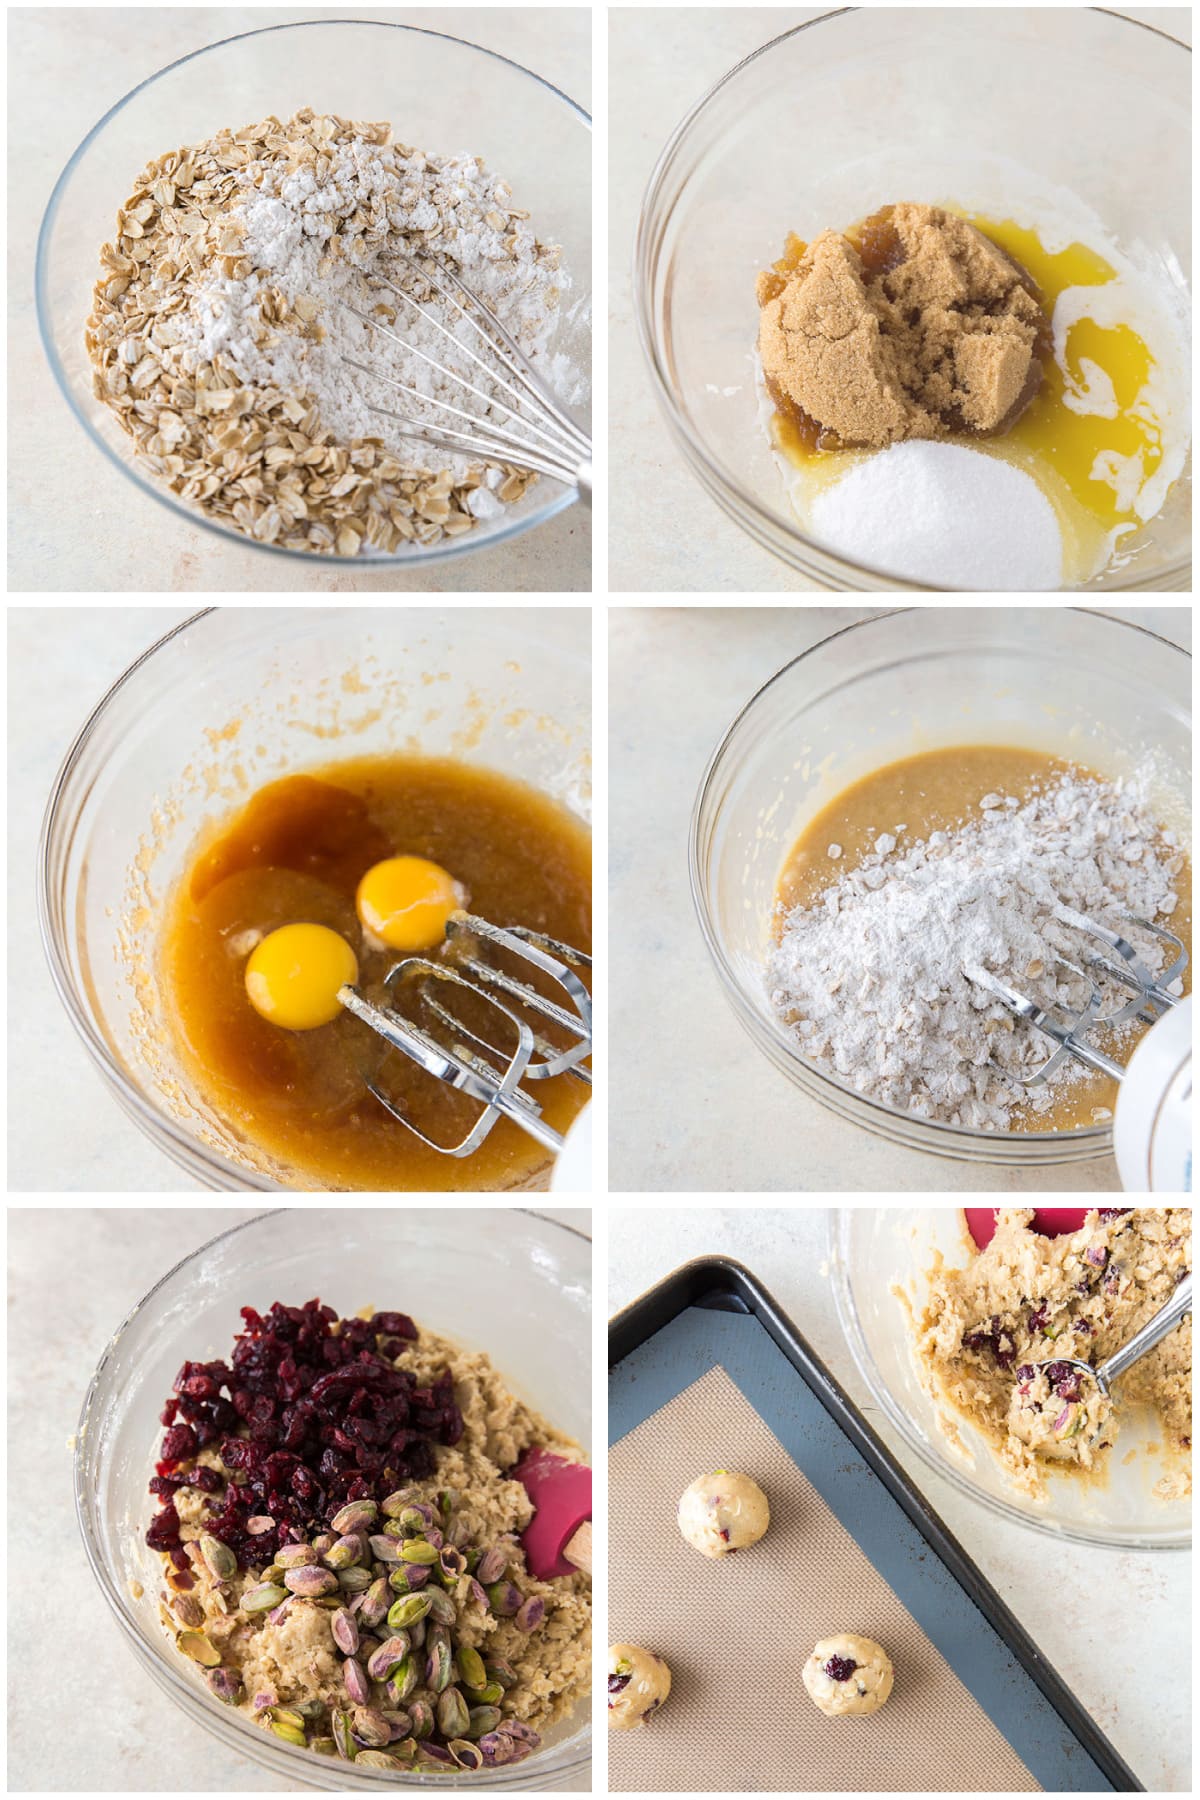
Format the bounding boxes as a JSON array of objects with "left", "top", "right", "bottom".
[{"left": 756, "top": 203, "right": 1050, "bottom": 452}]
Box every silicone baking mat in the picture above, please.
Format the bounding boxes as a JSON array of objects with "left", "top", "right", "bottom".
[{"left": 609, "top": 1260, "right": 1138, "bottom": 1793}]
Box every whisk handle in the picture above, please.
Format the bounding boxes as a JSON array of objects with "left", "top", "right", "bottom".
[{"left": 575, "top": 460, "right": 593, "bottom": 507}]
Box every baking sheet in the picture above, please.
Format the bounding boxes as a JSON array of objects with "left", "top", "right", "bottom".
[{"left": 609, "top": 1271, "right": 1135, "bottom": 1792}]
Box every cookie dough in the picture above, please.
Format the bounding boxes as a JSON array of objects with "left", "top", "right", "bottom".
[
  {"left": 1008, "top": 1359, "right": 1113, "bottom": 1463},
  {"left": 155, "top": 1312, "right": 592, "bottom": 1766},
  {"left": 608, "top": 1643, "right": 671, "bottom": 1730},
  {"left": 906, "top": 1208, "right": 1192, "bottom": 1497},
  {"left": 803, "top": 1634, "right": 894, "bottom": 1718},
  {"left": 677, "top": 1470, "right": 770, "bottom": 1557}
]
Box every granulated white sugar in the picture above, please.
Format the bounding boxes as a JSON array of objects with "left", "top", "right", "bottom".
[
  {"left": 766, "top": 767, "right": 1184, "bottom": 1130},
  {"left": 809, "top": 441, "right": 1063, "bottom": 590}
]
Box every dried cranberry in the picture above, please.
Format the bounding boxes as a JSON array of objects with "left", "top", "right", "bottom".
[
  {"left": 371, "top": 1311, "right": 418, "bottom": 1339},
  {"left": 1027, "top": 1302, "right": 1050, "bottom": 1333},
  {"left": 145, "top": 1504, "right": 183, "bottom": 1548},
  {"left": 608, "top": 1673, "right": 632, "bottom": 1696},
  {"left": 824, "top": 1656, "right": 858, "bottom": 1682},
  {"left": 146, "top": 1298, "right": 461, "bottom": 1570},
  {"left": 1044, "top": 1361, "right": 1084, "bottom": 1401},
  {"left": 963, "top": 1314, "right": 1015, "bottom": 1369},
  {"left": 160, "top": 1423, "right": 198, "bottom": 1463},
  {"left": 1097, "top": 1208, "right": 1131, "bottom": 1221}
]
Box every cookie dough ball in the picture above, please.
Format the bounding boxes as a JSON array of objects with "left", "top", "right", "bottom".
[
  {"left": 608, "top": 1643, "right": 671, "bottom": 1730},
  {"left": 803, "top": 1634, "right": 894, "bottom": 1718},
  {"left": 677, "top": 1469, "right": 770, "bottom": 1558}
]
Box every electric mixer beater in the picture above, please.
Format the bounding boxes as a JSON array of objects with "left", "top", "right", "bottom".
[
  {"left": 244, "top": 854, "right": 591, "bottom": 1161},
  {"left": 967, "top": 907, "right": 1190, "bottom": 1191}
]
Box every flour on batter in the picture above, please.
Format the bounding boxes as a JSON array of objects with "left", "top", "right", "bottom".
[
  {"left": 768, "top": 749, "right": 1190, "bottom": 1131},
  {"left": 901, "top": 1208, "right": 1191, "bottom": 1500}
]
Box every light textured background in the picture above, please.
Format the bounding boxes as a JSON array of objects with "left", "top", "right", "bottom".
[
  {"left": 8, "top": 1205, "right": 590, "bottom": 1792},
  {"left": 608, "top": 604, "right": 1192, "bottom": 1193},
  {"left": 608, "top": 6, "right": 1190, "bottom": 594},
  {"left": 9, "top": 6, "right": 591, "bottom": 593},
  {"left": 606, "top": 1206, "right": 1192, "bottom": 1792},
  {"left": 9, "top": 608, "right": 199, "bottom": 1189}
]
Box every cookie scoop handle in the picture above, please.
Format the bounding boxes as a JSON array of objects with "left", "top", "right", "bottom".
[
  {"left": 1098, "top": 1273, "right": 1192, "bottom": 1388},
  {"left": 513, "top": 1448, "right": 592, "bottom": 1580}
]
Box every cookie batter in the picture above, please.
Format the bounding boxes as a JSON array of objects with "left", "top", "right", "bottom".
[
  {"left": 677, "top": 1470, "right": 770, "bottom": 1557},
  {"left": 161, "top": 755, "right": 591, "bottom": 1191},
  {"left": 905, "top": 1208, "right": 1192, "bottom": 1498},
  {"left": 607, "top": 1644, "right": 672, "bottom": 1730},
  {"left": 802, "top": 1634, "right": 894, "bottom": 1718}
]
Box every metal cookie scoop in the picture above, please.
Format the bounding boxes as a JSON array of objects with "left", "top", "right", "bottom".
[{"left": 1010, "top": 1272, "right": 1193, "bottom": 1455}]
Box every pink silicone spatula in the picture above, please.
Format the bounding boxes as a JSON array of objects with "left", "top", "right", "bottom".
[
  {"left": 513, "top": 1447, "right": 592, "bottom": 1578},
  {"left": 965, "top": 1207, "right": 1121, "bottom": 1251}
]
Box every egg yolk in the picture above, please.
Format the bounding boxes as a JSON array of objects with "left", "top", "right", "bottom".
[
  {"left": 356, "top": 855, "right": 463, "bottom": 953},
  {"left": 244, "top": 923, "right": 359, "bottom": 1030}
]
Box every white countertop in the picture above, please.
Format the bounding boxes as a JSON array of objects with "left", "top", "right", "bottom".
[
  {"left": 9, "top": 1204, "right": 590, "bottom": 1792},
  {"left": 9, "top": 6, "right": 590, "bottom": 593},
  {"left": 607, "top": 1206, "right": 1191, "bottom": 1792},
  {"left": 608, "top": 6, "right": 1190, "bottom": 594},
  {"left": 608, "top": 604, "right": 1192, "bottom": 1194}
]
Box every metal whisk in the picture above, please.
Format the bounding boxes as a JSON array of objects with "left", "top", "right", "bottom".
[
  {"left": 966, "top": 908, "right": 1188, "bottom": 1088},
  {"left": 341, "top": 252, "right": 592, "bottom": 501},
  {"left": 338, "top": 914, "right": 592, "bottom": 1157}
]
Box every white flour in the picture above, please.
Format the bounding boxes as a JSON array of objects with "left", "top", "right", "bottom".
[
  {"left": 177, "top": 136, "right": 585, "bottom": 481},
  {"left": 767, "top": 768, "right": 1186, "bottom": 1129}
]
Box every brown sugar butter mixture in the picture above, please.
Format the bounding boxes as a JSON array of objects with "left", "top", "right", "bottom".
[
  {"left": 756, "top": 203, "right": 1052, "bottom": 453},
  {"left": 161, "top": 755, "right": 591, "bottom": 1190}
]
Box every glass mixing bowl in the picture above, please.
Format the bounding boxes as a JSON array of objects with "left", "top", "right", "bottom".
[
  {"left": 37, "top": 19, "right": 591, "bottom": 567},
  {"left": 829, "top": 1208, "right": 1189, "bottom": 1550},
  {"left": 38, "top": 607, "right": 591, "bottom": 1190},
  {"left": 74, "top": 1206, "right": 593, "bottom": 1788},
  {"left": 689, "top": 608, "right": 1191, "bottom": 1167},
  {"left": 636, "top": 7, "right": 1191, "bottom": 591}
]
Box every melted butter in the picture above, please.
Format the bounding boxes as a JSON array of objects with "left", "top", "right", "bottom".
[{"left": 965, "top": 213, "right": 1162, "bottom": 540}]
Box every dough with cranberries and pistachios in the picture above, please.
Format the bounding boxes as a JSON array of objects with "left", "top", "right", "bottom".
[
  {"left": 904, "top": 1208, "right": 1191, "bottom": 1499},
  {"left": 677, "top": 1469, "right": 770, "bottom": 1557},
  {"left": 803, "top": 1634, "right": 894, "bottom": 1718},
  {"left": 607, "top": 1643, "right": 671, "bottom": 1730}
]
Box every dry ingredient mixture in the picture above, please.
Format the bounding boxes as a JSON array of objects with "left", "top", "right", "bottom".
[
  {"left": 902, "top": 1208, "right": 1192, "bottom": 1499},
  {"left": 87, "top": 109, "right": 581, "bottom": 555},
  {"left": 767, "top": 748, "right": 1189, "bottom": 1131},
  {"left": 756, "top": 204, "right": 1047, "bottom": 452},
  {"left": 146, "top": 1298, "right": 590, "bottom": 1774}
]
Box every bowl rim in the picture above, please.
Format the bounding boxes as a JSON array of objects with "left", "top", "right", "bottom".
[
  {"left": 72, "top": 1204, "right": 594, "bottom": 1787},
  {"left": 826, "top": 1208, "right": 1190, "bottom": 1551},
  {"left": 634, "top": 4, "right": 1192, "bottom": 592},
  {"left": 37, "top": 606, "right": 279, "bottom": 1189},
  {"left": 687, "top": 605, "right": 1192, "bottom": 1162},
  {"left": 36, "top": 16, "right": 590, "bottom": 569},
  {"left": 36, "top": 604, "right": 593, "bottom": 1192}
]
